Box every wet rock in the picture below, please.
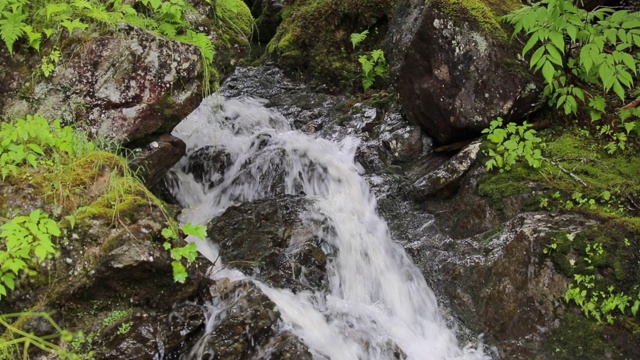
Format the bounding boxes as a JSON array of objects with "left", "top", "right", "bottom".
[
  {"left": 256, "top": 331, "right": 314, "bottom": 360},
  {"left": 385, "top": 0, "right": 542, "bottom": 144},
  {"left": 407, "top": 212, "right": 593, "bottom": 358},
  {"left": 183, "top": 146, "right": 233, "bottom": 187},
  {"left": 129, "top": 134, "right": 187, "bottom": 187},
  {"left": 263, "top": 0, "right": 397, "bottom": 91},
  {"left": 182, "top": 280, "right": 313, "bottom": 360},
  {"left": 412, "top": 140, "right": 481, "bottom": 200},
  {"left": 98, "top": 304, "right": 205, "bottom": 359},
  {"left": 4, "top": 27, "right": 203, "bottom": 146},
  {"left": 207, "top": 196, "right": 332, "bottom": 292},
  {"left": 203, "top": 281, "right": 279, "bottom": 358}
]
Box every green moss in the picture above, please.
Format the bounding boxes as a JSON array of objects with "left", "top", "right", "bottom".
[
  {"left": 434, "top": 0, "right": 521, "bottom": 41},
  {"left": 477, "top": 163, "right": 535, "bottom": 205},
  {"left": 217, "top": 0, "right": 254, "bottom": 38},
  {"left": 546, "top": 312, "right": 615, "bottom": 359}
]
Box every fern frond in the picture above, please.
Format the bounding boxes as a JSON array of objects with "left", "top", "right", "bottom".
[
  {"left": 71, "top": 0, "right": 92, "bottom": 10},
  {"left": 158, "top": 22, "right": 177, "bottom": 37},
  {"left": 124, "top": 14, "right": 157, "bottom": 30},
  {"left": 178, "top": 30, "right": 213, "bottom": 65},
  {"left": 0, "top": 9, "right": 26, "bottom": 55},
  {"left": 350, "top": 30, "right": 368, "bottom": 49},
  {"left": 86, "top": 7, "right": 117, "bottom": 24}
]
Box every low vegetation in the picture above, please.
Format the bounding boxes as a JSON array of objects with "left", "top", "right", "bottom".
[{"left": 479, "top": 0, "right": 640, "bottom": 340}]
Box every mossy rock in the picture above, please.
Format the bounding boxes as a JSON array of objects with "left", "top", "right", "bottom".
[
  {"left": 431, "top": 0, "right": 521, "bottom": 41},
  {"left": 475, "top": 124, "right": 640, "bottom": 357},
  {"left": 265, "top": 0, "right": 398, "bottom": 91},
  {"left": 218, "top": 0, "right": 254, "bottom": 37}
]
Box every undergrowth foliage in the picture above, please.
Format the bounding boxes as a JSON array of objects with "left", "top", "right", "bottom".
[
  {"left": 481, "top": 0, "right": 640, "bottom": 328},
  {"left": 504, "top": 0, "right": 640, "bottom": 153},
  {"left": 0, "top": 210, "right": 60, "bottom": 299},
  {"left": 0, "top": 114, "right": 203, "bottom": 356},
  {"left": 482, "top": 117, "right": 543, "bottom": 172}
]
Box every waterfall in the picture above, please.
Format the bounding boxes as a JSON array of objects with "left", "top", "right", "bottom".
[{"left": 168, "top": 94, "right": 490, "bottom": 360}]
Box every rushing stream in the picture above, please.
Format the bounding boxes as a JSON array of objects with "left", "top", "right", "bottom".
[{"left": 167, "top": 92, "right": 490, "bottom": 360}]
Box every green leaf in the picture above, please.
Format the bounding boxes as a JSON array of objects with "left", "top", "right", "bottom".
[
  {"left": 624, "top": 122, "right": 635, "bottom": 134},
  {"left": 522, "top": 32, "right": 540, "bottom": 56},
  {"left": 171, "top": 261, "right": 187, "bottom": 283},
  {"left": 0, "top": 14, "right": 26, "bottom": 55},
  {"left": 580, "top": 44, "right": 596, "bottom": 74},
  {"left": 61, "top": 18, "right": 89, "bottom": 34},
  {"left": 529, "top": 46, "right": 545, "bottom": 69},
  {"left": 632, "top": 300, "right": 640, "bottom": 316},
  {"left": 65, "top": 215, "right": 76, "bottom": 229},
  {"left": 546, "top": 43, "right": 563, "bottom": 66},
  {"left": 549, "top": 31, "right": 565, "bottom": 53},
  {"left": 162, "top": 227, "right": 178, "bottom": 239},
  {"left": 182, "top": 223, "right": 207, "bottom": 239},
  {"left": 621, "top": 52, "right": 637, "bottom": 74},
  {"left": 358, "top": 56, "right": 373, "bottom": 75},
  {"left": 612, "top": 79, "right": 625, "bottom": 101},
  {"left": 27, "top": 143, "right": 44, "bottom": 155},
  {"left": 599, "top": 62, "right": 615, "bottom": 90},
  {"left": 22, "top": 25, "right": 41, "bottom": 50},
  {"left": 622, "top": 20, "right": 640, "bottom": 29},
  {"left": 542, "top": 61, "right": 556, "bottom": 85},
  {"left": 1, "top": 272, "right": 15, "bottom": 290},
  {"left": 371, "top": 49, "right": 385, "bottom": 62}
]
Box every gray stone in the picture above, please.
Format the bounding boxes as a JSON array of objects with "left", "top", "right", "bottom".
[{"left": 412, "top": 140, "right": 481, "bottom": 199}]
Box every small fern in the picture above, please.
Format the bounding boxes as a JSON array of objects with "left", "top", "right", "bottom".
[
  {"left": 179, "top": 30, "right": 214, "bottom": 65},
  {"left": 0, "top": 2, "right": 27, "bottom": 55}
]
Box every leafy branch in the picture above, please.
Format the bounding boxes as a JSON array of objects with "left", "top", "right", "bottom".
[{"left": 161, "top": 222, "right": 207, "bottom": 283}]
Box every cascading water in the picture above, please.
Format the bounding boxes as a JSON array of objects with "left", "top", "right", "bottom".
[{"left": 168, "top": 94, "right": 490, "bottom": 360}]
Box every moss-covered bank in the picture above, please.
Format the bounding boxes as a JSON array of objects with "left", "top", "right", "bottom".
[{"left": 476, "top": 125, "right": 640, "bottom": 358}]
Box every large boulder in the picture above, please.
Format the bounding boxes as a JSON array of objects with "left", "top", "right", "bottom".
[
  {"left": 385, "top": 0, "right": 542, "bottom": 144},
  {"left": 408, "top": 212, "right": 591, "bottom": 358},
  {"left": 3, "top": 27, "right": 203, "bottom": 146}
]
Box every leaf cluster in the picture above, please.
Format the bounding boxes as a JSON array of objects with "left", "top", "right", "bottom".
[
  {"left": 0, "top": 114, "right": 94, "bottom": 179},
  {"left": 482, "top": 117, "right": 544, "bottom": 172},
  {"left": 161, "top": 222, "right": 206, "bottom": 283},
  {"left": 0, "top": 209, "right": 60, "bottom": 299},
  {"left": 350, "top": 30, "right": 387, "bottom": 91},
  {"left": 504, "top": 0, "right": 640, "bottom": 153},
  {"left": 564, "top": 247, "right": 640, "bottom": 324}
]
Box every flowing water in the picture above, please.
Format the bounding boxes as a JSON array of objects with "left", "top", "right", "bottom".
[{"left": 168, "top": 94, "right": 490, "bottom": 360}]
